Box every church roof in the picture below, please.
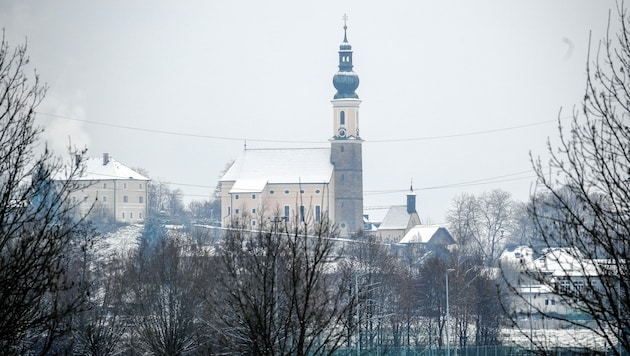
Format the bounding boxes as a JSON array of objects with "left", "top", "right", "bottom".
[
  {"left": 378, "top": 205, "right": 412, "bottom": 230},
  {"left": 221, "top": 148, "right": 334, "bottom": 193}
]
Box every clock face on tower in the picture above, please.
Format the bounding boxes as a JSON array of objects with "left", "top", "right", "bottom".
[{"left": 338, "top": 128, "right": 346, "bottom": 138}]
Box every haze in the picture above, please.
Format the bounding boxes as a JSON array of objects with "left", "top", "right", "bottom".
[{"left": 0, "top": 1, "right": 616, "bottom": 223}]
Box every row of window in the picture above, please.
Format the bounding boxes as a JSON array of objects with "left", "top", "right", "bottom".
[
  {"left": 233, "top": 189, "right": 322, "bottom": 200},
  {"left": 74, "top": 195, "right": 145, "bottom": 204},
  {"left": 228, "top": 205, "right": 322, "bottom": 223},
  {"left": 101, "top": 182, "right": 144, "bottom": 190},
  {"left": 121, "top": 196, "right": 144, "bottom": 204},
  {"left": 121, "top": 211, "right": 143, "bottom": 220}
]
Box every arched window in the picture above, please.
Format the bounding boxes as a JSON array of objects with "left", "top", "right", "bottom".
[{"left": 340, "top": 111, "right": 345, "bottom": 126}]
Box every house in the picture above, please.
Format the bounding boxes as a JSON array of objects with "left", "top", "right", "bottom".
[
  {"left": 399, "top": 225, "right": 456, "bottom": 247},
  {"left": 377, "top": 187, "right": 422, "bottom": 242},
  {"left": 506, "top": 247, "right": 601, "bottom": 317},
  {"left": 65, "top": 153, "right": 149, "bottom": 223},
  {"left": 219, "top": 21, "right": 364, "bottom": 237}
]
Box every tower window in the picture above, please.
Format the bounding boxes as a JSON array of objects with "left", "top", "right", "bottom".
[
  {"left": 340, "top": 111, "right": 345, "bottom": 126},
  {"left": 315, "top": 205, "right": 321, "bottom": 222},
  {"left": 299, "top": 205, "right": 305, "bottom": 222}
]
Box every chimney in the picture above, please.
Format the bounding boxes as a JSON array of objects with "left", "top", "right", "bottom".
[
  {"left": 103, "top": 153, "right": 110, "bottom": 165},
  {"left": 406, "top": 181, "right": 416, "bottom": 214}
]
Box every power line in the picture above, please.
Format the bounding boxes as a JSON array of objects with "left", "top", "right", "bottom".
[
  {"left": 36, "top": 112, "right": 326, "bottom": 144},
  {"left": 363, "top": 169, "right": 537, "bottom": 195},
  {"left": 36, "top": 111, "right": 570, "bottom": 144}
]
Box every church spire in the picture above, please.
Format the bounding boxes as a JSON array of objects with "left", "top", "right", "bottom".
[
  {"left": 343, "top": 13, "right": 349, "bottom": 43},
  {"left": 333, "top": 14, "right": 359, "bottom": 99}
]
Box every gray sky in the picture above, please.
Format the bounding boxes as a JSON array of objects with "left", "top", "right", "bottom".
[{"left": 0, "top": 1, "right": 617, "bottom": 223}]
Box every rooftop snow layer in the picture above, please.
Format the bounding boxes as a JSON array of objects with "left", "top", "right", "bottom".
[
  {"left": 220, "top": 148, "right": 333, "bottom": 193},
  {"left": 79, "top": 157, "right": 149, "bottom": 181},
  {"left": 378, "top": 206, "right": 412, "bottom": 230}
]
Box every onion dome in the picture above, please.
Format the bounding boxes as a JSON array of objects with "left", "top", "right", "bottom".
[{"left": 333, "top": 19, "right": 359, "bottom": 99}]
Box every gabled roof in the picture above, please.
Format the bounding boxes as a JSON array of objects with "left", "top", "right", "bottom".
[
  {"left": 378, "top": 206, "right": 412, "bottom": 230},
  {"left": 78, "top": 157, "right": 149, "bottom": 181},
  {"left": 400, "top": 225, "right": 455, "bottom": 245},
  {"left": 220, "top": 148, "right": 334, "bottom": 193}
]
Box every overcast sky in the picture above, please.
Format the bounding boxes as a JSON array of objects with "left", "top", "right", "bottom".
[{"left": 0, "top": 1, "right": 618, "bottom": 223}]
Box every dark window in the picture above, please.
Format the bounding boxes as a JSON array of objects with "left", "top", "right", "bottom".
[
  {"left": 340, "top": 111, "right": 345, "bottom": 125},
  {"left": 284, "top": 205, "right": 290, "bottom": 222},
  {"left": 123, "top": 196, "right": 128, "bottom": 203},
  {"left": 299, "top": 205, "right": 305, "bottom": 222},
  {"left": 315, "top": 205, "right": 321, "bottom": 222}
]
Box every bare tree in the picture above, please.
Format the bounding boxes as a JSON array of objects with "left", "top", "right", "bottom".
[
  {"left": 215, "top": 213, "right": 354, "bottom": 355},
  {"left": 126, "top": 226, "right": 211, "bottom": 355},
  {"left": 0, "top": 32, "right": 92, "bottom": 353},
  {"left": 447, "top": 189, "right": 518, "bottom": 265},
  {"left": 505, "top": 6, "right": 630, "bottom": 354}
]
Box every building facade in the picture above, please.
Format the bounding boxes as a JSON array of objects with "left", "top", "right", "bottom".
[
  {"left": 220, "top": 22, "right": 364, "bottom": 236},
  {"left": 67, "top": 153, "right": 149, "bottom": 223}
]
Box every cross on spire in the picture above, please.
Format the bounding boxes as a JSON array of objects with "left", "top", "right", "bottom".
[{"left": 342, "top": 13, "right": 348, "bottom": 30}]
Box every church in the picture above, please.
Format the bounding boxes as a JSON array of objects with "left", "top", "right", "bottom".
[{"left": 219, "top": 21, "right": 364, "bottom": 237}]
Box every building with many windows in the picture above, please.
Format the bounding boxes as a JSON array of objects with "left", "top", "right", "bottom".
[
  {"left": 66, "top": 153, "right": 149, "bottom": 223},
  {"left": 219, "top": 22, "right": 363, "bottom": 236}
]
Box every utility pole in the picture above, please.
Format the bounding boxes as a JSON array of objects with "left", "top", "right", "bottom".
[{"left": 446, "top": 268, "right": 455, "bottom": 356}]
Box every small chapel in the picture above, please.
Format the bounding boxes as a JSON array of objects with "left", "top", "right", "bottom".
[{"left": 219, "top": 20, "right": 364, "bottom": 237}]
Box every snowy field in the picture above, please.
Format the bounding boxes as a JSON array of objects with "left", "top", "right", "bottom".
[
  {"left": 92, "top": 224, "right": 142, "bottom": 261},
  {"left": 502, "top": 327, "right": 615, "bottom": 352}
]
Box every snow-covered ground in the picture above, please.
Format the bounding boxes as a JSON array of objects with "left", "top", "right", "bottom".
[
  {"left": 502, "top": 327, "right": 615, "bottom": 351},
  {"left": 92, "top": 224, "right": 143, "bottom": 261}
]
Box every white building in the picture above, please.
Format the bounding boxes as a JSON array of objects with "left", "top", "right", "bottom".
[
  {"left": 219, "top": 22, "right": 364, "bottom": 236},
  {"left": 65, "top": 153, "right": 149, "bottom": 223}
]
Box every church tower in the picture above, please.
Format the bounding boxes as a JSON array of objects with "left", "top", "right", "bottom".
[{"left": 330, "top": 17, "right": 363, "bottom": 236}]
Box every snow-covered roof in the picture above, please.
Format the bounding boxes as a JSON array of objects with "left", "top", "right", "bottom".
[
  {"left": 220, "top": 148, "right": 334, "bottom": 193},
  {"left": 399, "top": 225, "right": 455, "bottom": 245},
  {"left": 78, "top": 156, "right": 149, "bottom": 181},
  {"left": 532, "top": 247, "right": 599, "bottom": 277},
  {"left": 378, "top": 206, "right": 411, "bottom": 230}
]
